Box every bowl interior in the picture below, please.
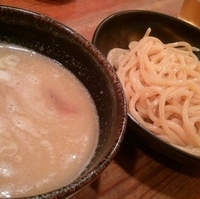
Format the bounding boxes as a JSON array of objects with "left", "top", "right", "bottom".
[
  {"left": 92, "top": 10, "right": 200, "bottom": 59},
  {"left": 0, "top": 6, "right": 127, "bottom": 198},
  {"left": 92, "top": 10, "right": 200, "bottom": 166}
]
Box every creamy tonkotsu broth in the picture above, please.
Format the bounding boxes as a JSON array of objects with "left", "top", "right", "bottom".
[{"left": 0, "top": 44, "right": 99, "bottom": 198}]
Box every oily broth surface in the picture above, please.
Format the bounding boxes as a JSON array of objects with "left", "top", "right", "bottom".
[{"left": 0, "top": 44, "right": 99, "bottom": 198}]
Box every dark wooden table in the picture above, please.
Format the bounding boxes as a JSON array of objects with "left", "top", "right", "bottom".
[{"left": 1, "top": 0, "right": 200, "bottom": 198}]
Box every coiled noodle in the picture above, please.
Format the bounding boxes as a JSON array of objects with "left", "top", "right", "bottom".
[{"left": 107, "top": 28, "right": 200, "bottom": 155}]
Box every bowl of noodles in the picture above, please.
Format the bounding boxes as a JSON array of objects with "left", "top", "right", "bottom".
[
  {"left": 0, "top": 5, "right": 127, "bottom": 199},
  {"left": 92, "top": 10, "right": 200, "bottom": 165}
]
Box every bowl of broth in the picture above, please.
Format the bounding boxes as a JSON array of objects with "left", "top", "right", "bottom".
[
  {"left": 0, "top": 5, "right": 127, "bottom": 198},
  {"left": 92, "top": 10, "right": 200, "bottom": 166}
]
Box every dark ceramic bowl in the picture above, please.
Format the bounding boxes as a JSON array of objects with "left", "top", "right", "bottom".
[
  {"left": 0, "top": 5, "right": 127, "bottom": 199},
  {"left": 92, "top": 10, "right": 200, "bottom": 166}
]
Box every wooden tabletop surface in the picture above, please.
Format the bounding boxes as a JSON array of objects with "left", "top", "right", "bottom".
[{"left": 1, "top": 0, "right": 200, "bottom": 199}]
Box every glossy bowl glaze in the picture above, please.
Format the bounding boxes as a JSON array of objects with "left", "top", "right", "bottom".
[
  {"left": 0, "top": 5, "right": 127, "bottom": 199},
  {"left": 92, "top": 10, "right": 200, "bottom": 166}
]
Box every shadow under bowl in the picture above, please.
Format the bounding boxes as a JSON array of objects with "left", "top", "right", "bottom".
[
  {"left": 0, "top": 5, "right": 127, "bottom": 199},
  {"left": 92, "top": 10, "right": 200, "bottom": 166}
]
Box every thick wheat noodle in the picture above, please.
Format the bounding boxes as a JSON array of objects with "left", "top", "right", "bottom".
[{"left": 107, "top": 28, "right": 200, "bottom": 155}]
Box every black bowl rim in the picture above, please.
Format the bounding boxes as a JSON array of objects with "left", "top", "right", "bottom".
[
  {"left": 92, "top": 9, "right": 200, "bottom": 166},
  {"left": 92, "top": 9, "right": 200, "bottom": 44},
  {"left": 0, "top": 5, "right": 127, "bottom": 199}
]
